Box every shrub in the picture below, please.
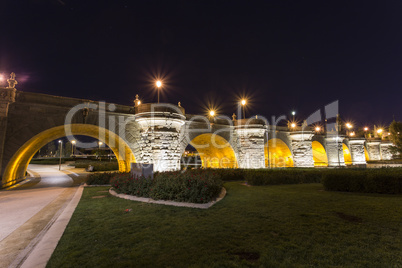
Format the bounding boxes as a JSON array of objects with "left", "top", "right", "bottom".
[
  {"left": 73, "top": 160, "right": 118, "bottom": 171},
  {"left": 245, "top": 169, "right": 322, "bottom": 186},
  {"left": 86, "top": 172, "right": 121, "bottom": 185},
  {"left": 322, "top": 168, "right": 402, "bottom": 194},
  {"left": 111, "top": 169, "right": 223, "bottom": 203}
]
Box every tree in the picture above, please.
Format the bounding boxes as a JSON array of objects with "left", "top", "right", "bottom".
[{"left": 389, "top": 120, "right": 402, "bottom": 156}]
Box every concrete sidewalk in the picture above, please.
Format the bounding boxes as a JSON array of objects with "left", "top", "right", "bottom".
[{"left": 0, "top": 165, "right": 85, "bottom": 268}]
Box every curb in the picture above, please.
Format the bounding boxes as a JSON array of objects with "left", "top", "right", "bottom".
[
  {"left": 109, "top": 187, "right": 226, "bottom": 209},
  {"left": 19, "top": 185, "right": 84, "bottom": 268}
]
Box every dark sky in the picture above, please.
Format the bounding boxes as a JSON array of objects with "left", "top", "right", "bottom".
[{"left": 1, "top": 0, "right": 401, "bottom": 128}]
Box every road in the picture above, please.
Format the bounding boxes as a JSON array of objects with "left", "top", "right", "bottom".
[{"left": 0, "top": 164, "right": 86, "bottom": 268}]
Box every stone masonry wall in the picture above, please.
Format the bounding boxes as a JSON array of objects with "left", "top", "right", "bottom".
[
  {"left": 326, "top": 139, "right": 346, "bottom": 167},
  {"left": 366, "top": 141, "right": 381, "bottom": 161},
  {"left": 234, "top": 127, "right": 265, "bottom": 169},
  {"left": 289, "top": 133, "right": 314, "bottom": 167},
  {"left": 380, "top": 143, "right": 394, "bottom": 160},
  {"left": 348, "top": 140, "right": 367, "bottom": 165}
]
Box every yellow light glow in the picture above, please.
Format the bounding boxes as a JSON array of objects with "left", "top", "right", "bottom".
[
  {"left": 156, "top": 80, "right": 162, "bottom": 88},
  {"left": 349, "top": 132, "right": 355, "bottom": 136},
  {"left": 343, "top": 143, "right": 352, "bottom": 165},
  {"left": 209, "top": 110, "right": 215, "bottom": 116},
  {"left": 98, "top": 141, "right": 103, "bottom": 146},
  {"left": 291, "top": 123, "right": 296, "bottom": 128},
  {"left": 364, "top": 127, "right": 369, "bottom": 131},
  {"left": 71, "top": 140, "right": 76, "bottom": 144},
  {"left": 312, "top": 141, "right": 328, "bottom": 167},
  {"left": 137, "top": 100, "right": 141, "bottom": 105},
  {"left": 2, "top": 124, "right": 136, "bottom": 187},
  {"left": 377, "top": 128, "right": 383, "bottom": 134},
  {"left": 346, "top": 123, "right": 352, "bottom": 129},
  {"left": 0, "top": 75, "right": 4, "bottom": 81},
  {"left": 241, "top": 99, "right": 246, "bottom": 106},
  {"left": 315, "top": 126, "right": 321, "bottom": 132},
  {"left": 265, "top": 139, "right": 294, "bottom": 167},
  {"left": 190, "top": 134, "right": 237, "bottom": 168}
]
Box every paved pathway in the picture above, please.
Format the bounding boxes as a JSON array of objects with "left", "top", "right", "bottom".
[{"left": 0, "top": 164, "right": 86, "bottom": 268}]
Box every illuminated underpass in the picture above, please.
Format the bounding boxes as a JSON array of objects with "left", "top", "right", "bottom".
[
  {"left": 265, "top": 139, "right": 294, "bottom": 168},
  {"left": 2, "top": 124, "right": 135, "bottom": 187},
  {"left": 189, "top": 134, "right": 237, "bottom": 168}
]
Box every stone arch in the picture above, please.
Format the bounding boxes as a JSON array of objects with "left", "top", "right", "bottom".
[
  {"left": 342, "top": 143, "right": 352, "bottom": 165},
  {"left": 189, "top": 133, "right": 237, "bottom": 168},
  {"left": 312, "top": 141, "right": 328, "bottom": 167},
  {"left": 265, "top": 138, "right": 294, "bottom": 167},
  {"left": 2, "top": 124, "right": 136, "bottom": 187}
]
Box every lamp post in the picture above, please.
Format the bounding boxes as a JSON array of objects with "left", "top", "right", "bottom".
[
  {"left": 98, "top": 141, "right": 103, "bottom": 161},
  {"left": 71, "top": 140, "right": 76, "bottom": 156},
  {"left": 291, "top": 111, "right": 296, "bottom": 122},
  {"left": 241, "top": 99, "right": 246, "bottom": 119},
  {"left": 156, "top": 80, "right": 162, "bottom": 103},
  {"left": 58, "top": 140, "right": 63, "bottom": 170}
]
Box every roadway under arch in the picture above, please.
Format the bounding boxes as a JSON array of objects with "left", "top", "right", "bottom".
[
  {"left": 265, "top": 139, "right": 294, "bottom": 168},
  {"left": 189, "top": 133, "right": 237, "bottom": 168},
  {"left": 2, "top": 124, "right": 136, "bottom": 187},
  {"left": 312, "top": 141, "right": 328, "bottom": 167}
]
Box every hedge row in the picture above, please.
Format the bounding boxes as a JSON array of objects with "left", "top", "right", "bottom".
[
  {"left": 111, "top": 170, "right": 223, "bottom": 203},
  {"left": 322, "top": 169, "right": 402, "bottom": 194},
  {"left": 74, "top": 161, "right": 119, "bottom": 171},
  {"left": 244, "top": 169, "right": 322, "bottom": 186}
]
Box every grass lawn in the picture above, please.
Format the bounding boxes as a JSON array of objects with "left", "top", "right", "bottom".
[{"left": 48, "top": 183, "right": 402, "bottom": 267}]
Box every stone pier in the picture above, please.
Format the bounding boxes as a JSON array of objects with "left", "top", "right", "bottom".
[
  {"left": 366, "top": 139, "right": 382, "bottom": 161},
  {"left": 234, "top": 120, "right": 265, "bottom": 169},
  {"left": 325, "top": 135, "right": 346, "bottom": 167},
  {"left": 380, "top": 141, "right": 394, "bottom": 160},
  {"left": 289, "top": 131, "right": 314, "bottom": 167},
  {"left": 348, "top": 138, "right": 367, "bottom": 166}
]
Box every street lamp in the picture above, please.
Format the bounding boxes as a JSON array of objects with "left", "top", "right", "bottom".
[
  {"left": 241, "top": 99, "right": 246, "bottom": 119},
  {"left": 291, "top": 111, "right": 296, "bottom": 122},
  {"left": 98, "top": 141, "right": 103, "bottom": 161},
  {"left": 156, "top": 80, "right": 162, "bottom": 103},
  {"left": 71, "top": 140, "right": 76, "bottom": 156},
  {"left": 377, "top": 128, "right": 383, "bottom": 134},
  {"left": 290, "top": 122, "right": 296, "bottom": 131},
  {"left": 346, "top": 123, "right": 352, "bottom": 129},
  {"left": 58, "top": 140, "right": 63, "bottom": 170},
  {"left": 315, "top": 126, "right": 321, "bottom": 132}
]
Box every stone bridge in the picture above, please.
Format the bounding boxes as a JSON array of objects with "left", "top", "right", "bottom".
[{"left": 0, "top": 78, "right": 395, "bottom": 188}]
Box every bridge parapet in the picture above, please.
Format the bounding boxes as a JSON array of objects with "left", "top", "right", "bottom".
[{"left": 289, "top": 131, "right": 315, "bottom": 167}]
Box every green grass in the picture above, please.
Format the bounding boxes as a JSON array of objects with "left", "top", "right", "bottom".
[{"left": 48, "top": 183, "right": 402, "bottom": 267}]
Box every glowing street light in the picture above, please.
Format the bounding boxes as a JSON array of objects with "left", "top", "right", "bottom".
[
  {"left": 71, "top": 140, "right": 76, "bottom": 156},
  {"left": 364, "top": 127, "right": 369, "bottom": 131},
  {"left": 58, "top": 140, "right": 63, "bottom": 170},
  {"left": 349, "top": 132, "right": 355, "bottom": 137},
  {"left": 377, "top": 128, "right": 383, "bottom": 134},
  {"left": 290, "top": 123, "right": 296, "bottom": 129},
  {"left": 156, "top": 80, "right": 162, "bottom": 103},
  {"left": 241, "top": 99, "right": 247, "bottom": 119},
  {"left": 209, "top": 110, "right": 215, "bottom": 117},
  {"left": 291, "top": 111, "right": 296, "bottom": 122},
  {"left": 98, "top": 141, "right": 103, "bottom": 161},
  {"left": 346, "top": 123, "right": 353, "bottom": 129},
  {"left": 315, "top": 126, "right": 321, "bottom": 132}
]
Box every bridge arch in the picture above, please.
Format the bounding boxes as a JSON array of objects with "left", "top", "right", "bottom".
[
  {"left": 265, "top": 138, "right": 294, "bottom": 167},
  {"left": 2, "top": 124, "right": 136, "bottom": 187},
  {"left": 189, "top": 133, "right": 237, "bottom": 168},
  {"left": 364, "top": 146, "right": 370, "bottom": 161},
  {"left": 312, "top": 141, "right": 328, "bottom": 167},
  {"left": 342, "top": 143, "right": 352, "bottom": 165}
]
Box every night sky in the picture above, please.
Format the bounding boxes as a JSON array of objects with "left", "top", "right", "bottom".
[{"left": 1, "top": 0, "right": 401, "bottom": 128}]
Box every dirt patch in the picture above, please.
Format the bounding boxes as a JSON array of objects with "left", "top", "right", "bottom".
[
  {"left": 335, "top": 212, "right": 363, "bottom": 223},
  {"left": 92, "top": 195, "right": 106, "bottom": 199}
]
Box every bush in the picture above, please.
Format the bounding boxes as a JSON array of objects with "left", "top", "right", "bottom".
[
  {"left": 111, "top": 169, "right": 223, "bottom": 203},
  {"left": 73, "top": 160, "right": 119, "bottom": 171},
  {"left": 245, "top": 169, "right": 322, "bottom": 186},
  {"left": 29, "top": 158, "right": 66, "bottom": 165},
  {"left": 86, "top": 172, "right": 122, "bottom": 185},
  {"left": 322, "top": 168, "right": 402, "bottom": 194}
]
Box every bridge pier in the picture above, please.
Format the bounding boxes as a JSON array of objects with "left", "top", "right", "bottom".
[
  {"left": 135, "top": 105, "right": 186, "bottom": 172},
  {"left": 348, "top": 138, "right": 367, "bottom": 166},
  {"left": 0, "top": 85, "right": 17, "bottom": 178},
  {"left": 289, "top": 131, "right": 314, "bottom": 167},
  {"left": 380, "top": 141, "right": 394, "bottom": 160},
  {"left": 325, "top": 135, "right": 346, "bottom": 167},
  {"left": 366, "top": 139, "right": 382, "bottom": 161},
  {"left": 234, "top": 121, "right": 265, "bottom": 169}
]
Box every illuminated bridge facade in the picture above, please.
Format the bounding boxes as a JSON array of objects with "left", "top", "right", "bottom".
[{"left": 0, "top": 83, "right": 395, "bottom": 188}]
